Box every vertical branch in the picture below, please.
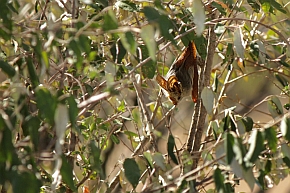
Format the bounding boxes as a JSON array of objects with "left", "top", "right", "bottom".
[
  {"left": 186, "top": 60, "right": 204, "bottom": 152},
  {"left": 190, "top": 13, "right": 217, "bottom": 169}
]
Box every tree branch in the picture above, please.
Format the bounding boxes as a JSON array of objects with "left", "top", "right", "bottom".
[{"left": 190, "top": 11, "right": 218, "bottom": 169}]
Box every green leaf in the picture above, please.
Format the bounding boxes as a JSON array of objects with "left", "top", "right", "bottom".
[
  {"left": 139, "top": 45, "right": 156, "bottom": 79},
  {"left": 275, "top": 73, "right": 289, "bottom": 87},
  {"left": 141, "top": 25, "right": 156, "bottom": 61},
  {"left": 132, "top": 108, "right": 141, "bottom": 125},
  {"left": 60, "top": 155, "right": 77, "bottom": 191},
  {"left": 261, "top": 1, "right": 270, "bottom": 13},
  {"left": 27, "top": 57, "right": 39, "bottom": 88},
  {"left": 119, "top": 31, "right": 137, "bottom": 55},
  {"left": 267, "top": 96, "right": 283, "bottom": 118},
  {"left": 244, "top": 130, "right": 265, "bottom": 165},
  {"left": 110, "top": 134, "right": 120, "bottom": 144},
  {"left": 281, "top": 116, "right": 290, "bottom": 141},
  {"left": 167, "top": 135, "right": 178, "bottom": 165},
  {"left": 123, "top": 158, "right": 140, "bottom": 188},
  {"left": 225, "top": 132, "right": 235, "bottom": 164},
  {"left": 282, "top": 157, "right": 290, "bottom": 168},
  {"left": 152, "top": 152, "right": 166, "bottom": 171},
  {"left": 22, "top": 116, "right": 40, "bottom": 151},
  {"left": 142, "top": 7, "right": 175, "bottom": 43},
  {"left": 115, "top": 1, "right": 139, "bottom": 12},
  {"left": 211, "top": 1, "right": 227, "bottom": 15},
  {"left": 35, "top": 86, "right": 57, "bottom": 125},
  {"left": 41, "top": 51, "right": 49, "bottom": 68},
  {"left": 79, "top": 35, "right": 91, "bottom": 55},
  {"left": 124, "top": 130, "right": 138, "bottom": 138},
  {"left": 143, "top": 6, "right": 160, "bottom": 22},
  {"left": 117, "top": 100, "right": 126, "bottom": 112},
  {"left": 281, "top": 143, "right": 290, "bottom": 159},
  {"left": 66, "top": 96, "right": 78, "bottom": 128},
  {"left": 89, "top": 141, "right": 105, "bottom": 179},
  {"left": 214, "top": 167, "right": 226, "bottom": 193},
  {"left": 247, "top": 0, "right": 260, "bottom": 12},
  {"left": 250, "top": 42, "right": 260, "bottom": 61},
  {"left": 110, "top": 40, "right": 126, "bottom": 63},
  {"left": 269, "top": 0, "right": 287, "bottom": 14},
  {"left": 193, "top": 35, "right": 207, "bottom": 59},
  {"left": 241, "top": 117, "right": 253, "bottom": 132},
  {"left": 143, "top": 152, "right": 154, "bottom": 169},
  {"left": 158, "top": 15, "right": 175, "bottom": 42},
  {"left": 11, "top": 171, "right": 41, "bottom": 193},
  {"left": 233, "top": 137, "right": 246, "bottom": 165},
  {"left": 102, "top": 10, "right": 118, "bottom": 31},
  {"left": 0, "top": 60, "right": 16, "bottom": 78},
  {"left": 264, "top": 159, "right": 272, "bottom": 174},
  {"left": 279, "top": 60, "right": 290, "bottom": 67},
  {"left": 264, "top": 127, "right": 277, "bottom": 152},
  {"left": 69, "top": 39, "right": 83, "bottom": 71}
]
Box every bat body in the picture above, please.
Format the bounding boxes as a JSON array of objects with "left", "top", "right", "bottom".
[{"left": 156, "top": 42, "right": 198, "bottom": 105}]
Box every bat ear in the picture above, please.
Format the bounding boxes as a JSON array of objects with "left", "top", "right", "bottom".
[{"left": 156, "top": 74, "right": 168, "bottom": 90}]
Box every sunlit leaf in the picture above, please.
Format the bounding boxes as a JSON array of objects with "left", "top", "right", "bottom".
[
  {"left": 201, "top": 87, "right": 215, "bottom": 115},
  {"left": 261, "top": 2, "right": 270, "bottom": 13},
  {"left": 191, "top": 0, "right": 205, "bottom": 36},
  {"left": 242, "top": 166, "right": 256, "bottom": 190},
  {"left": 244, "top": 130, "right": 264, "bottom": 165},
  {"left": 257, "top": 40, "right": 266, "bottom": 64},
  {"left": 267, "top": 96, "right": 283, "bottom": 118},
  {"left": 281, "top": 116, "right": 290, "bottom": 141},
  {"left": 241, "top": 116, "right": 253, "bottom": 132},
  {"left": 234, "top": 27, "right": 245, "bottom": 60},
  {"left": 143, "top": 151, "right": 154, "bottom": 169},
  {"left": 54, "top": 104, "right": 69, "bottom": 144},
  {"left": 115, "top": 1, "right": 139, "bottom": 12},
  {"left": 214, "top": 23, "right": 226, "bottom": 35},
  {"left": 233, "top": 137, "right": 246, "bottom": 165},
  {"left": 141, "top": 25, "right": 156, "bottom": 61},
  {"left": 152, "top": 152, "right": 166, "bottom": 171}
]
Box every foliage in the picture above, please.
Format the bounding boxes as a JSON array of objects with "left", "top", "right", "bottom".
[{"left": 0, "top": 0, "right": 290, "bottom": 192}]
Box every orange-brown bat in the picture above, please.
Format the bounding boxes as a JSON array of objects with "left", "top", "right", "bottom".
[{"left": 156, "top": 41, "right": 198, "bottom": 105}]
